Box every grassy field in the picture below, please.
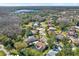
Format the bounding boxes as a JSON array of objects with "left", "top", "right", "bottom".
[{"left": 0, "top": 51, "right": 6, "bottom": 56}]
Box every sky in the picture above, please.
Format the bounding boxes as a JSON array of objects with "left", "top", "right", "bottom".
[{"left": 0, "top": 3, "right": 79, "bottom": 6}]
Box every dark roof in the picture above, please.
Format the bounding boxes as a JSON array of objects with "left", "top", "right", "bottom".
[
  {"left": 27, "top": 36, "right": 37, "bottom": 43},
  {"left": 56, "top": 34, "right": 64, "bottom": 40}
]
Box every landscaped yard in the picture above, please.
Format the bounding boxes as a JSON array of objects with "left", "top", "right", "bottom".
[{"left": 0, "top": 50, "right": 6, "bottom": 56}]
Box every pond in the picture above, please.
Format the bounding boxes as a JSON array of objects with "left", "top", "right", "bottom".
[{"left": 15, "top": 10, "right": 39, "bottom": 14}]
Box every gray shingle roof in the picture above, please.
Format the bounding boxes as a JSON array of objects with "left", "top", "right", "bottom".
[
  {"left": 46, "top": 50, "right": 58, "bottom": 56},
  {"left": 27, "top": 36, "right": 37, "bottom": 43}
]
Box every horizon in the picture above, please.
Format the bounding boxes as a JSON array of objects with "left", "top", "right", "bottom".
[{"left": 0, "top": 3, "right": 79, "bottom": 6}]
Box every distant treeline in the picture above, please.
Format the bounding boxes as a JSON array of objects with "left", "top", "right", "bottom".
[{"left": 0, "top": 6, "right": 79, "bottom": 12}]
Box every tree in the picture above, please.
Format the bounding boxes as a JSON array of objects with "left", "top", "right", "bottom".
[
  {"left": 56, "top": 38, "right": 74, "bottom": 56},
  {"left": 59, "top": 22, "right": 68, "bottom": 31},
  {"left": 0, "top": 35, "right": 15, "bottom": 50},
  {"left": 10, "top": 49, "right": 19, "bottom": 56},
  {"left": 3, "top": 38, "right": 14, "bottom": 50},
  {"left": 52, "top": 16, "right": 58, "bottom": 21},
  {"left": 22, "top": 19, "right": 30, "bottom": 25},
  {"left": 47, "top": 34, "right": 56, "bottom": 49},
  {"left": 0, "top": 51, "right": 6, "bottom": 56},
  {"left": 45, "top": 27, "right": 50, "bottom": 38},
  {"left": 56, "top": 48, "right": 74, "bottom": 56},
  {"left": 26, "top": 48, "right": 42, "bottom": 56},
  {"left": 0, "top": 13, "right": 21, "bottom": 40},
  {"left": 74, "top": 48, "right": 79, "bottom": 56},
  {"left": 19, "top": 49, "right": 28, "bottom": 56},
  {"left": 25, "top": 27, "right": 33, "bottom": 37},
  {"left": 77, "top": 21, "right": 79, "bottom": 26},
  {"left": 21, "top": 29, "right": 26, "bottom": 37},
  {"left": 0, "top": 35, "right": 8, "bottom": 43},
  {"left": 15, "top": 35, "right": 23, "bottom": 42},
  {"left": 14, "top": 41, "right": 27, "bottom": 50},
  {"left": 56, "top": 49, "right": 65, "bottom": 56},
  {"left": 47, "top": 39, "right": 55, "bottom": 49}
]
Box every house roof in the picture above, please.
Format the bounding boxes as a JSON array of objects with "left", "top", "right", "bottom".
[
  {"left": 33, "top": 22, "right": 40, "bottom": 27},
  {"left": 27, "top": 36, "right": 37, "bottom": 43},
  {"left": 39, "top": 37, "right": 47, "bottom": 43},
  {"left": 69, "top": 37, "right": 79, "bottom": 44},
  {"left": 46, "top": 50, "right": 58, "bottom": 56},
  {"left": 75, "top": 26, "right": 79, "bottom": 29},
  {"left": 48, "top": 27, "right": 56, "bottom": 31},
  {"left": 35, "top": 41, "right": 46, "bottom": 51},
  {"left": 31, "top": 30, "right": 38, "bottom": 35},
  {"left": 56, "top": 34, "right": 64, "bottom": 40},
  {"left": 33, "top": 15, "right": 45, "bottom": 22}
]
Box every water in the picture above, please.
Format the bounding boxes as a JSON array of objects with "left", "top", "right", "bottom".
[{"left": 0, "top": 6, "right": 79, "bottom": 12}]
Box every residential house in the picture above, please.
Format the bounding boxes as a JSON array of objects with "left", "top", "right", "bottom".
[
  {"left": 36, "top": 27, "right": 46, "bottom": 36},
  {"left": 46, "top": 44, "right": 62, "bottom": 56},
  {"left": 67, "top": 27, "right": 78, "bottom": 38},
  {"left": 26, "top": 36, "right": 37, "bottom": 45},
  {"left": 38, "top": 37, "right": 47, "bottom": 44},
  {"left": 56, "top": 34, "right": 64, "bottom": 42},
  {"left": 56, "top": 17, "right": 71, "bottom": 25},
  {"left": 69, "top": 37, "right": 79, "bottom": 45},
  {"left": 33, "top": 22, "right": 40, "bottom": 27},
  {"left": 31, "top": 30, "right": 39, "bottom": 35},
  {"left": 35, "top": 41, "right": 47, "bottom": 51},
  {"left": 47, "top": 20, "right": 52, "bottom": 27},
  {"left": 48, "top": 27, "right": 56, "bottom": 31},
  {"left": 46, "top": 49, "right": 58, "bottom": 56},
  {"left": 33, "top": 15, "right": 45, "bottom": 22}
]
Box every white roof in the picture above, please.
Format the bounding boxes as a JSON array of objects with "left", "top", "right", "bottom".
[
  {"left": 46, "top": 50, "right": 58, "bottom": 56},
  {"left": 75, "top": 26, "right": 79, "bottom": 29},
  {"left": 49, "top": 27, "right": 56, "bottom": 30}
]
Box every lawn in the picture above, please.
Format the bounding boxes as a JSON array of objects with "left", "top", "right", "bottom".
[
  {"left": 41, "top": 22, "right": 47, "bottom": 27},
  {"left": 0, "top": 50, "right": 6, "bottom": 56}
]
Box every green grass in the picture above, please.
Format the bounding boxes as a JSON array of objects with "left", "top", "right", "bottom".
[
  {"left": 0, "top": 51, "right": 6, "bottom": 56},
  {"left": 41, "top": 22, "right": 47, "bottom": 27},
  {"left": 42, "top": 48, "right": 50, "bottom": 56}
]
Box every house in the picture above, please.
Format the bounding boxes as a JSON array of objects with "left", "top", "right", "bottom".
[
  {"left": 70, "top": 43, "right": 76, "bottom": 51},
  {"left": 46, "top": 49, "right": 58, "bottom": 56},
  {"left": 39, "top": 31, "right": 46, "bottom": 36},
  {"left": 56, "top": 17, "right": 71, "bottom": 25},
  {"left": 34, "top": 15, "right": 45, "bottom": 22},
  {"left": 37, "top": 27, "right": 45, "bottom": 31},
  {"left": 68, "top": 28, "right": 75, "bottom": 35},
  {"left": 67, "top": 27, "right": 78, "bottom": 38},
  {"left": 48, "top": 27, "right": 56, "bottom": 34},
  {"left": 69, "top": 37, "right": 79, "bottom": 45},
  {"left": 75, "top": 26, "right": 79, "bottom": 29},
  {"left": 46, "top": 44, "right": 62, "bottom": 56},
  {"left": 47, "top": 20, "right": 52, "bottom": 27},
  {"left": 35, "top": 41, "right": 47, "bottom": 51},
  {"left": 31, "top": 30, "right": 39, "bottom": 35},
  {"left": 75, "top": 26, "right": 79, "bottom": 32},
  {"left": 76, "top": 22, "right": 79, "bottom": 26},
  {"left": 75, "top": 26, "right": 79, "bottom": 34},
  {"left": 48, "top": 27, "right": 56, "bottom": 31},
  {"left": 36, "top": 27, "right": 46, "bottom": 36},
  {"left": 53, "top": 45, "right": 62, "bottom": 51},
  {"left": 26, "top": 36, "right": 37, "bottom": 44},
  {"left": 39, "top": 37, "right": 47, "bottom": 43},
  {"left": 33, "top": 22, "right": 40, "bottom": 27},
  {"left": 56, "top": 34, "right": 64, "bottom": 42}
]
